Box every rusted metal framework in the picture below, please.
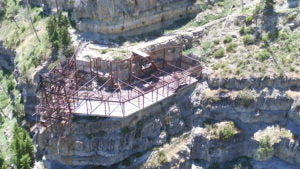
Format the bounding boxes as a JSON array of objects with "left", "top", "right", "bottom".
[{"left": 36, "top": 46, "right": 202, "bottom": 127}]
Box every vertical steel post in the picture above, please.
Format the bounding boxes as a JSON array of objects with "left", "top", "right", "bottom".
[
  {"left": 104, "top": 102, "right": 107, "bottom": 116},
  {"left": 156, "top": 88, "right": 158, "bottom": 101}
]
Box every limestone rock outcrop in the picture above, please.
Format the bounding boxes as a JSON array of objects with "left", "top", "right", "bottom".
[{"left": 29, "top": 0, "right": 198, "bottom": 36}]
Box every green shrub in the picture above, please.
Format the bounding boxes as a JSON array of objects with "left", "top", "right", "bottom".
[
  {"left": 213, "top": 48, "right": 225, "bottom": 58},
  {"left": 206, "top": 121, "right": 239, "bottom": 141},
  {"left": 208, "top": 162, "right": 220, "bottom": 169},
  {"left": 19, "top": 154, "right": 31, "bottom": 169},
  {"left": 236, "top": 91, "right": 256, "bottom": 107},
  {"left": 11, "top": 125, "right": 34, "bottom": 169},
  {"left": 164, "top": 116, "right": 172, "bottom": 127},
  {"left": 258, "top": 136, "right": 273, "bottom": 157},
  {"left": 245, "top": 15, "right": 254, "bottom": 25},
  {"left": 122, "top": 126, "right": 131, "bottom": 135},
  {"left": 4, "top": 0, "right": 19, "bottom": 19},
  {"left": 287, "top": 12, "right": 297, "bottom": 22},
  {"left": 262, "top": 33, "right": 269, "bottom": 42},
  {"left": 245, "top": 27, "right": 254, "bottom": 34},
  {"left": 226, "top": 43, "right": 237, "bottom": 53},
  {"left": 223, "top": 36, "right": 233, "bottom": 44},
  {"left": 213, "top": 39, "right": 220, "bottom": 45},
  {"left": 100, "top": 49, "right": 108, "bottom": 54},
  {"left": 199, "top": 1, "right": 208, "bottom": 11},
  {"left": 158, "top": 151, "right": 167, "bottom": 164},
  {"left": 268, "top": 30, "right": 279, "bottom": 39},
  {"left": 257, "top": 50, "right": 270, "bottom": 61},
  {"left": 239, "top": 26, "right": 245, "bottom": 35},
  {"left": 5, "top": 31, "right": 21, "bottom": 49},
  {"left": 46, "top": 12, "right": 71, "bottom": 50},
  {"left": 219, "top": 122, "right": 237, "bottom": 140},
  {"left": 279, "top": 32, "right": 289, "bottom": 40},
  {"left": 122, "top": 158, "right": 131, "bottom": 166},
  {"left": 243, "top": 35, "right": 255, "bottom": 45}
]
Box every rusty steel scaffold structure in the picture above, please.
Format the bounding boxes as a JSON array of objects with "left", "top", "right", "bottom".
[{"left": 36, "top": 45, "right": 202, "bottom": 127}]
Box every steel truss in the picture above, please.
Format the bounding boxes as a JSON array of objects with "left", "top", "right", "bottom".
[{"left": 36, "top": 46, "right": 202, "bottom": 127}]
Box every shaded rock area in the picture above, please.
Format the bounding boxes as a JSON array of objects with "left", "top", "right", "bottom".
[{"left": 0, "top": 41, "right": 15, "bottom": 72}]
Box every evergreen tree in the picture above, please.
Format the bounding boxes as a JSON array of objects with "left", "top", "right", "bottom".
[
  {"left": 20, "top": 154, "right": 31, "bottom": 169},
  {"left": 11, "top": 125, "right": 34, "bottom": 169},
  {"left": 46, "top": 11, "right": 71, "bottom": 50}
]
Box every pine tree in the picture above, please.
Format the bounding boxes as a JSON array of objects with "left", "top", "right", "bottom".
[
  {"left": 11, "top": 125, "right": 34, "bottom": 169},
  {"left": 20, "top": 154, "right": 31, "bottom": 169},
  {"left": 46, "top": 12, "right": 71, "bottom": 50}
]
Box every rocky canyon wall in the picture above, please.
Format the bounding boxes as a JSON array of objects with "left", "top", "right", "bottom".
[
  {"left": 37, "top": 75, "right": 300, "bottom": 168},
  {"left": 29, "top": 0, "right": 198, "bottom": 37}
]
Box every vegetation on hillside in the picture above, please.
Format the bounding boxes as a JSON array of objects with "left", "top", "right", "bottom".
[
  {"left": 0, "top": 0, "right": 72, "bottom": 79},
  {"left": 183, "top": 0, "right": 300, "bottom": 78},
  {"left": 0, "top": 0, "right": 71, "bottom": 168},
  {"left": 11, "top": 125, "right": 34, "bottom": 169},
  {"left": 46, "top": 12, "right": 71, "bottom": 51}
]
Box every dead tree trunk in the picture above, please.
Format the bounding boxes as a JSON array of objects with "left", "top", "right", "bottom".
[{"left": 26, "top": 0, "right": 41, "bottom": 42}]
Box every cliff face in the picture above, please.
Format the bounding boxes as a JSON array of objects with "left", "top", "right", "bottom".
[
  {"left": 29, "top": 0, "right": 198, "bottom": 36},
  {"left": 37, "top": 82, "right": 197, "bottom": 167},
  {"left": 37, "top": 75, "right": 300, "bottom": 168}
]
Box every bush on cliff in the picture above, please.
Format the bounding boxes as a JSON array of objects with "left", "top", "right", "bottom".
[
  {"left": 258, "top": 136, "right": 273, "bottom": 157},
  {"left": 205, "top": 121, "right": 239, "bottom": 141}
]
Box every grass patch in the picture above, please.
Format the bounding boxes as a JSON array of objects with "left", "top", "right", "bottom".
[
  {"left": 243, "top": 35, "right": 255, "bottom": 45},
  {"left": 236, "top": 90, "right": 256, "bottom": 107},
  {"left": 223, "top": 35, "right": 233, "bottom": 44},
  {"left": 256, "top": 50, "right": 271, "bottom": 61},
  {"left": 226, "top": 43, "right": 237, "bottom": 52},
  {"left": 213, "top": 48, "right": 225, "bottom": 58}
]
